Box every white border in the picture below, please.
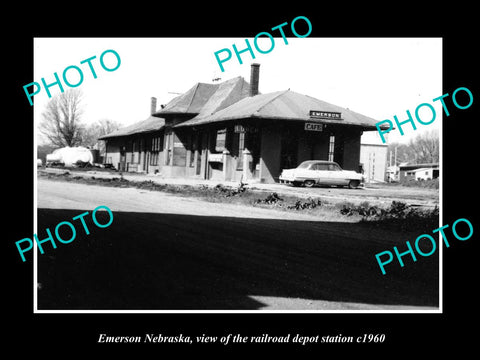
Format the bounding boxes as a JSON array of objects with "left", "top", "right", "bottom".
[{"left": 33, "top": 37, "right": 443, "bottom": 314}]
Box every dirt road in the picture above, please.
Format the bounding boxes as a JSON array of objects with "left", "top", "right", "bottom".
[
  {"left": 41, "top": 168, "right": 440, "bottom": 208},
  {"left": 37, "top": 177, "right": 325, "bottom": 220},
  {"left": 36, "top": 178, "right": 439, "bottom": 311}
]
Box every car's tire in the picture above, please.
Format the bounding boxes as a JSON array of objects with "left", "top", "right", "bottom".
[
  {"left": 304, "top": 180, "right": 315, "bottom": 188},
  {"left": 348, "top": 180, "right": 360, "bottom": 189}
]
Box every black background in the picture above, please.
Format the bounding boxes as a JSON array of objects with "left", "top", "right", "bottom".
[{"left": 5, "top": 4, "right": 477, "bottom": 356}]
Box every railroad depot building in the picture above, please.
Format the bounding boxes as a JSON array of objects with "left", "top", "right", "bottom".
[{"left": 100, "top": 64, "right": 385, "bottom": 183}]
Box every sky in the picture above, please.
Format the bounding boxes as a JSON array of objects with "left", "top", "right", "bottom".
[{"left": 33, "top": 37, "right": 442, "bottom": 145}]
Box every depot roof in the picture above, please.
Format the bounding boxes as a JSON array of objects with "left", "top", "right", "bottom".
[
  {"left": 100, "top": 76, "right": 385, "bottom": 140},
  {"left": 154, "top": 76, "right": 250, "bottom": 117},
  {"left": 176, "top": 89, "right": 384, "bottom": 130},
  {"left": 98, "top": 116, "right": 165, "bottom": 139}
]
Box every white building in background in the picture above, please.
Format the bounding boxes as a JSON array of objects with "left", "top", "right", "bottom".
[
  {"left": 360, "top": 131, "right": 388, "bottom": 183},
  {"left": 413, "top": 167, "right": 439, "bottom": 181},
  {"left": 386, "top": 164, "right": 401, "bottom": 182}
]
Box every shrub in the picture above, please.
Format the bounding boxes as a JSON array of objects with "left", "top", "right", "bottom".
[
  {"left": 254, "top": 194, "right": 322, "bottom": 211},
  {"left": 213, "top": 183, "right": 247, "bottom": 197},
  {"left": 254, "top": 192, "right": 283, "bottom": 205},
  {"left": 339, "top": 200, "right": 439, "bottom": 231},
  {"left": 340, "top": 201, "right": 380, "bottom": 218},
  {"left": 287, "top": 198, "right": 322, "bottom": 210}
]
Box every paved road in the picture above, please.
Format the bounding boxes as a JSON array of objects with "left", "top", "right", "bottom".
[{"left": 36, "top": 178, "right": 439, "bottom": 311}]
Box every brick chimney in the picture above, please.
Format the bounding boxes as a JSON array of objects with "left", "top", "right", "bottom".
[
  {"left": 151, "top": 97, "right": 157, "bottom": 115},
  {"left": 249, "top": 63, "right": 260, "bottom": 97}
]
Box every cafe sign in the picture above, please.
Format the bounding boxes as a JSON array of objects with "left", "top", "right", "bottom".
[{"left": 304, "top": 123, "right": 323, "bottom": 132}]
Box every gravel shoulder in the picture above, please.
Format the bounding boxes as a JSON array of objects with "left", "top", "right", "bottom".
[{"left": 39, "top": 167, "right": 440, "bottom": 209}]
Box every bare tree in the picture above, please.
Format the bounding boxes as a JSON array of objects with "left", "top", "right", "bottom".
[
  {"left": 387, "top": 142, "right": 415, "bottom": 165},
  {"left": 82, "top": 119, "right": 122, "bottom": 148},
  {"left": 408, "top": 129, "right": 439, "bottom": 164},
  {"left": 388, "top": 129, "right": 439, "bottom": 165},
  {"left": 39, "top": 89, "right": 85, "bottom": 147}
]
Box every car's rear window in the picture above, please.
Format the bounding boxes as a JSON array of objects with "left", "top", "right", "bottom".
[
  {"left": 297, "top": 162, "right": 312, "bottom": 169},
  {"left": 318, "top": 164, "right": 330, "bottom": 170}
]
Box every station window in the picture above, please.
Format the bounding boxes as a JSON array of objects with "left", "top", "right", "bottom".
[
  {"left": 189, "top": 133, "right": 201, "bottom": 168},
  {"left": 164, "top": 131, "right": 172, "bottom": 165},
  {"left": 131, "top": 140, "right": 140, "bottom": 164},
  {"left": 328, "top": 135, "right": 335, "bottom": 162},
  {"left": 150, "top": 136, "right": 162, "bottom": 166},
  {"left": 237, "top": 132, "right": 245, "bottom": 170},
  {"left": 172, "top": 132, "right": 187, "bottom": 167},
  {"left": 215, "top": 128, "right": 227, "bottom": 152}
]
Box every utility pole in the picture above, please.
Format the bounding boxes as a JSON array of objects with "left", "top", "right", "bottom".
[{"left": 394, "top": 146, "right": 398, "bottom": 181}]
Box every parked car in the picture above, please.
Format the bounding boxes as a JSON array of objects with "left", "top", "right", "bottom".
[{"left": 279, "top": 160, "right": 364, "bottom": 188}]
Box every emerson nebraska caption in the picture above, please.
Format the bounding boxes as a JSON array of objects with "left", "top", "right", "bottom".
[{"left": 98, "top": 333, "right": 385, "bottom": 345}]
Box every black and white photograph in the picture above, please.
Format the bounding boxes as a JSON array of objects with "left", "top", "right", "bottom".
[
  {"left": 5, "top": 6, "right": 478, "bottom": 355},
  {"left": 32, "top": 37, "right": 442, "bottom": 312}
]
